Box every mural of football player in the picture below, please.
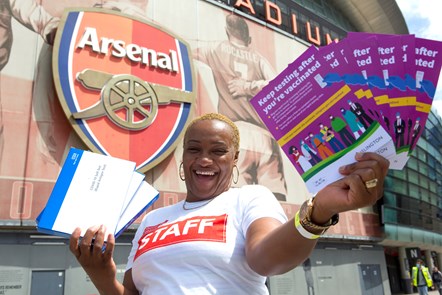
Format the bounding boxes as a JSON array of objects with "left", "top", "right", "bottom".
[
  {"left": 0, "top": 0, "right": 58, "bottom": 170},
  {"left": 193, "top": 14, "right": 287, "bottom": 200}
]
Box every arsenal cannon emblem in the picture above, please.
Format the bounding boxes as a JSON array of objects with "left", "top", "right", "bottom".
[{"left": 53, "top": 9, "right": 196, "bottom": 172}]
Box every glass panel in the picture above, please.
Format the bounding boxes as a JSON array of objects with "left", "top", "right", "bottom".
[
  {"left": 429, "top": 181, "right": 437, "bottom": 193},
  {"left": 418, "top": 163, "right": 428, "bottom": 176},
  {"left": 390, "top": 169, "right": 406, "bottom": 180},
  {"left": 383, "top": 207, "right": 398, "bottom": 223},
  {"left": 419, "top": 175, "right": 429, "bottom": 189},
  {"left": 409, "top": 184, "right": 419, "bottom": 199},
  {"left": 407, "top": 158, "right": 418, "bottom": 170},
  {"left": 429, "top": 192, "right": 438, "bottom": 206},
  {"left": 384, "top": 192, "right": 397, "bottom": 206},
  {"left": 391, "top": 179, "right": 408, "bottom": 195},
  {"left": 408, "top": 170, "right": 419, "bottom": 185},
  {"left": 417, "top": 147, "right": 427, "bottom": 161}
]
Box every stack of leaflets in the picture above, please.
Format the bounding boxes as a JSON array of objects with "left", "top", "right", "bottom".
[
  {"left": 36, "top": 147, "right": 159, "bottom": 239},
  {"left": 250, "top": 32, "right": 442, "bottom": 194}
]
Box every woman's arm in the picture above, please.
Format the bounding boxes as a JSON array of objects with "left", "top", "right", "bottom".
[{"left": 246, "top": 152, "right": 389, "bottom": 276}]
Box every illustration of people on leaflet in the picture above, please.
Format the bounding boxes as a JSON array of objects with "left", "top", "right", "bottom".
[
  {"left": 408, "top": 117, "right": 422, "bottom": 151},
  {"left": 193, "top": 14, "right": 287, "bottom": 201},
  {"left": 307, "top": 132, "right": 334, "bottom": 160},
  {"left": 329, "top": 115, "right": 355, "bottom": 147},
  {"left": 288, "top": 146, "right": 312, "bottom": 173},
  {"left": 380, "top": 110, "right": 390, "bottom": 132},
  {"left": 347, "top": 99, "right": 373, "bottom": 129},
  {"left": 319, "top": 123, "right": 344, "bottom": 153},
  {"left": 340, "top": 107, "right": 366, "bottom": 139},
  {"left": 300, "top": 139, "right": 321, "bottom": 166},
  {"left": 394, "top": 112, "right": 406, "bottom": 149}
]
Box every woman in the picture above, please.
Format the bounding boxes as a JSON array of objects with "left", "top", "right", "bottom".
[
  {"left": 432, "top": 267, "right": 442, "bottom": 295},
  {"left": 69, "top": 113, "right": 389, "bottom": 294},
  {"left": 289, "top": 145, "right": 312, "bottom": 173}
]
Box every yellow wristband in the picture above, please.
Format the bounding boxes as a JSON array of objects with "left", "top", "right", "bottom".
[{"left": 294, "top": 211, "right": 320, "bottom": 240}]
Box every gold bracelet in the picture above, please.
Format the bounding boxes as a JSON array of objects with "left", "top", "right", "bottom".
[
  {"left": 296, "top": 198, "right": 339, "bottom": 237},
  {"left": 294, "top": 211, "right": 320, "bottom": 239}
]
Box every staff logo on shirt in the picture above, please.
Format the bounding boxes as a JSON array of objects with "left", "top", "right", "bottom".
[
  {"left": 53, "top": 8, "right": 195, "bottom": 172},
  {"left": 134, "top": 214, "right": 228, "bottom": 260}
]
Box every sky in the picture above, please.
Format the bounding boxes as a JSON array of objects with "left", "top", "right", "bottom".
[{"left": 395, "top": 0, "right": 442, "bottom": 117}]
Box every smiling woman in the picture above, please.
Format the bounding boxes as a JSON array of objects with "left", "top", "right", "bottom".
[
  {"left": 69, "top": 112, "right": 389, "bottom": 295},
  {"left": 181, "top": 113, "right": 240, "bottom": 202}
]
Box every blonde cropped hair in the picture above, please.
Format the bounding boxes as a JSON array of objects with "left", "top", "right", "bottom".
[{"left": 184, "top": 113, "right": 240, "bottom": 152}]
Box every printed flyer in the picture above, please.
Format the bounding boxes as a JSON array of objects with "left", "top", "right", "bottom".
[
  {"left": 344, "top": 33, "right": 416, "bottom": 169},
  {"left": 345, "top": 33, "right": 442, "bottom": 167},
  {"left": 411, "top": 37, "right": 442, "bottom": 150},
  {"left": 250, "top": 45, "right": 395, "bottom": 193},
  {"left": 250, "top": 33, "right": 442, "bottom": 193}
]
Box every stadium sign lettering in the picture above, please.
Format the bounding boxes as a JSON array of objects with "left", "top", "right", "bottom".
[
  {"left": 231, "top": 0, "right": 344, "bottom": 46},
  {"left": 77, "top": 27, "right": 179, "bottom": 72}
]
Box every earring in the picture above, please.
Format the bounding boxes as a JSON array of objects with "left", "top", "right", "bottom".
[
  {"left": 232, "top": 165, "right": 239, "bottom": 184},
  {"left": 179, "top": 162, "right": 185, "bottom": 181}
]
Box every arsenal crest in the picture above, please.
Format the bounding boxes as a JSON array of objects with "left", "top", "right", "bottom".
[{"left": 53, "top": 8, "right": 195, "bottom": 172}]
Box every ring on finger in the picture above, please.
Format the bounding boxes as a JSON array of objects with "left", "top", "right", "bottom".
[{"left": 365, "top": 178, "right": 378, "bottom": 189}]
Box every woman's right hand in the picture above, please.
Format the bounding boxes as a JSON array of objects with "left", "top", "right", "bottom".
[{"left": 69, "top": 225, "right": 119, "bottom": 292}]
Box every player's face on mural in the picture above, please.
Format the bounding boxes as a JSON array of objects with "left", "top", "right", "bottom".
[{"left": 182, "top": 119, "right": 238, "bottom": 202}]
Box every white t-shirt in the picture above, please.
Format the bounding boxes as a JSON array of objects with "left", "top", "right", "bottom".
[{"left": 126, "top": 185, "right": 288, "bottom": 294}]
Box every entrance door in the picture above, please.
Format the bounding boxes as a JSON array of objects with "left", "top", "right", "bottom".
[
  {"left": 359, "top": 264, "right": 384, "bottom": 295},
  {"left": 30, "top": 270, "right": 64, "bottom": 295}
]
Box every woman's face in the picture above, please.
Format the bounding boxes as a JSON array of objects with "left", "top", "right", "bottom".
[{"left": 182, "top": 119, "right": 238, "bottom": 202}]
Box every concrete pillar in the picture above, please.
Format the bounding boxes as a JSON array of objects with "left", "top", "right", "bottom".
[
  {"left": 425, "top": 250, "right": 434, "bottom": 270},
  {"left": 399, "top": 247, "right": 413, "bottom": 294}
]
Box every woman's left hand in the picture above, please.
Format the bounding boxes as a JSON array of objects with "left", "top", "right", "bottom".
[{"left": 311, "top": 152, "right": 390, "bottom": 224}]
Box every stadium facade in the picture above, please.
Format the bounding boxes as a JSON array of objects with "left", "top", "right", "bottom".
[{"left": 0, "top": 0, "right": 440, "bottom": 294}]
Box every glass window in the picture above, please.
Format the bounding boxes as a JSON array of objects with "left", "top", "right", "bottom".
[
  {"left": 392, "top": 179, "right": 408, "bottom": 195},
  {"left": 428, "top": 192, "right": 438, "bottom": 206},
  {"left": 428, "top": 154, "right": 436, "bottom": 169},
  {"left": 383, "top": 207, "right": 398, "bottom": 223},
  {"left": 427, "top": 119, "right": 435, "bottom": 129},
  {"left": 420, "top": 188, "right": 430, "bottom": 203},
  {"left": 409, "top": 184, "right": 420, "bottom": 199},
  {"left": 418, "top": 163, "right": 428, "bottom": 176},
  {"left": 437, "top": 163, "right": 442, "bottom": 176},
  {"left": 417, "top": 147, "right": 427, "bottom": 162},
  {"left": 430, "top": 181, "right": 437, "bottom": 193},
  {"left": 384, "top": 192, "right": 397, "bottom": 206},
  {"left": 418, "top": 174, "right": 429, "bottom": 189},
  {"left": 407, "top": 158, "right": 418, "bottom": 170},
  {"left": 426, "top": 144, "right": 440, "bottom": 159},
  {"left": 390, "top": 169, "right": 406, "bottom": 180},
  {"left": 408, "top": 170, "right": 419, "bottom": 185}
]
